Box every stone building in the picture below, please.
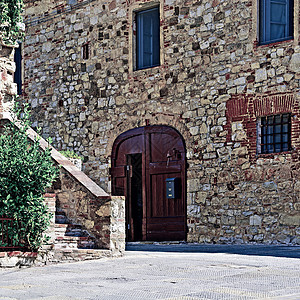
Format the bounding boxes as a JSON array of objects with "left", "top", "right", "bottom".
[{"left": 22, "top": 0, "right": 300, "bottom": 244}]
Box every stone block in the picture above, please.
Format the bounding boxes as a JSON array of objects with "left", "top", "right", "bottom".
[
  {"left": 249, "top": 215, "right": 262, "bottom": 226},
  {"left": 289, "top": 53, "right": 300, "bottom": 73}
]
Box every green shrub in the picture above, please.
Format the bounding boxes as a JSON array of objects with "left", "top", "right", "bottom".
[
  {"left": 0, "top": 0, "right": 24, "bottom": 45},
  {"left": 0, "top": 104, "right": 58, "bottom": 251},
  {"left": 59, "top": 150, "right": 83, "bottom": 161}
]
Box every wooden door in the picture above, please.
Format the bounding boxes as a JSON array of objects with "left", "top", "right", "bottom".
[{"left": 111, "top": 126, "right": 186, "bottom": 241}]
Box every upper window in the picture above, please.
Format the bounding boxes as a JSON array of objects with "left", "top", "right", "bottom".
[
  {"left": 257, "top": 114, "right": 291, "bottom": 154},
  {"left": 136, "top": 7, "right": 160, "bottom": 70},
  {"left": 14, "top": 44, "right": 22, "bottom": 95},
  {"left": 259, "top": 0, "right": 294, "bottom": 44}
]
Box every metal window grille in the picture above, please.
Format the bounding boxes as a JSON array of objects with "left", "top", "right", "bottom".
[
  {"left": 259, "top": 114, "right": 291, "bottom": 154},
  {"left": 0, "top": 216, "right": 28, "bottom": 250}
]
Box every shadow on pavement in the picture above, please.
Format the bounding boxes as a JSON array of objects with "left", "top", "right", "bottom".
[{"left": 126, "top": 243, "right": 300, "bottom": 259}]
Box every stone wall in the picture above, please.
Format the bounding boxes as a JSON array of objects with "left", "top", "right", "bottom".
[
  {"left": 23, "top": 0, "right": 300, "bottom": 244},
  {"left": 0, "top": 44, "right": 16, "bottom": 120},
  {"left": 54, "top": 168, "right": 125, "bottom": 251}
]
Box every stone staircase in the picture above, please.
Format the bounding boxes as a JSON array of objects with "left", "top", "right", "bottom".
[
  {"left": 47, "top": 206, "right": 112, "bottom": 263},
  {"left": 54, "top": 209, "right": 97, "bottom": 251}
]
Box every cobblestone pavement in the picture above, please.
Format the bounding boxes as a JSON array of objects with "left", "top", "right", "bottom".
[{"left": 0, "top": 245, "right": 299, "bottom": 300}]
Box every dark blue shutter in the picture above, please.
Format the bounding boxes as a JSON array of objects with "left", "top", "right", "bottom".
[
  {"left": 137, "top": 7, "right": 160, "bottom": 70},
  {"left": 14, "top": 44, "right": 22, "bottom": 95},
  {"left": 260, "top": 0, "right": 293, "bottom": 44}
]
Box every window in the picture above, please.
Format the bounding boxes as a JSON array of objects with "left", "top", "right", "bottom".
[
  {"left": 259, "top": 0, "right": 294, "bottom": 44},
  {"left": 257, "top": 114, "right": 291, "bottom": 154},
  {"left": 136, "top": 7, "right": 160, "bottom": 70},
  {"left": 82, "top": 43, "right": 89, "bottom": 60},
  {"left": 14, "top": 44, "right": 22, "bottom": 95}
]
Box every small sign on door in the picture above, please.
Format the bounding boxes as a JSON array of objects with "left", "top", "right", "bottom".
[{"left": 166, "top": 177, "right": 180, "bottom": 199}]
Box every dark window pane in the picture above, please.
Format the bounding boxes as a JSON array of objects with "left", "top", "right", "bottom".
[
  {"left": 267, "top": 135, "right": 273, "bottom": 143},
  {"left": 274, "top": 125, "right": 281, "bottom": 133},
  {"left": 267, "top": 144, "right": 274, "bottom": 153},
  {"left": 282, "top": 124, "right": 288, "bottom": 132},
  {"left": 267, "top": 126, "right": 273, "bottom": 134},
  {"left": 274, "top": 115, "right": 281, "bottom": 124},
  {"left": 282, "top": 133, "right": 288, "bottom": 142},
  {"left": 282, "top": 114, "right": 289, "bottom": 123},
  {"left": 268, "top": 116, "right": 273, "bottom": 124},
  {"left": 270, "top": 3, "right": 286, "bottom": 23},
  {"left": 274, "top": 144, "right": 281, "bottom": 152},
  {"left": 14, "top": 44, "right": 22, "bottom": 95},
  {"left": 274, "top": 134, "right": 281, "bottom": 143},
  {"left": 282, "top": 143, "right": 288, "bottom": 151}
]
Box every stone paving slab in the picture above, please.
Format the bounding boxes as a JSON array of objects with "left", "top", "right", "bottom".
[{"left": 0, "top": 246, "right": 299, "bottom": 300}]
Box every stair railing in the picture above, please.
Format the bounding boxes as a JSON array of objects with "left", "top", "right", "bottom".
[{"left": 0, "top": 216, "right": 28, "bottom": 251}]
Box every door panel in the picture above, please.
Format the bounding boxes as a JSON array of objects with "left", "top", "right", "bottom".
[{"left": 111, "top": 126, "right": 186, "bottom": 242}]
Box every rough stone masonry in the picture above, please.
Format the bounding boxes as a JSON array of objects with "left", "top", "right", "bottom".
[{"left": 23, "top": 0, "right": 300, "bottom": 244}]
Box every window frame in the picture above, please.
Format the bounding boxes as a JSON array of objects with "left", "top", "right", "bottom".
[
  {"left": 135, "top": 6, "right": 160, "bottom": 71},
  {"left": 257, "top": 113, "right": 292, "bottom": 154},
  {"left": 259, "top": 0, "right": 294, "bottom": 45}
]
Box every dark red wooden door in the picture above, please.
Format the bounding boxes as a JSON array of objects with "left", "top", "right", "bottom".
[{"left": 111, "top": 126, "right": 186, "bottom": 241}]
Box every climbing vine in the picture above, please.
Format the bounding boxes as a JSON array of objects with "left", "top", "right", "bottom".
[{"left": 0, "top": 0, "right": 24, "bottom": 45}]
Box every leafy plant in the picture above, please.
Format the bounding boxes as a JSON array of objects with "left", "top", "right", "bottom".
[
  {"left": 0, "top": 104, "right": 59, "bottom": 251},
  {"left": 0, "top": 0, "right": 24, "bottom": 45},
  {"left": 59, "top": 150, "right": 83, "bottom": 161}
]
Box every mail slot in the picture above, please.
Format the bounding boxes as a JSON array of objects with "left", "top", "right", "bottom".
[{"left": 166, "top": 177, "right": 180, "bottom": 199}]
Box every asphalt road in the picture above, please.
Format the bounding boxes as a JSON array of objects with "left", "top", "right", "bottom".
[{"left": 0, "top": 245, "right": 299, "bottom": 300}]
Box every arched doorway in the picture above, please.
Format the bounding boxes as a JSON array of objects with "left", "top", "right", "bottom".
[{"left": 111, "top": 126, "right": 186, "bottom": 241}]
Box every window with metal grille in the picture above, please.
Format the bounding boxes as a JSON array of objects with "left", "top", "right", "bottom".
[
  {"left": 259, "top": 0, "right": 294, "bottom": 44},
  {"left": 136, "top": 7, "right": 160, "bottom": 70},
  {"left": 257, "top": 114, "right": 291, "bottom": 154}
]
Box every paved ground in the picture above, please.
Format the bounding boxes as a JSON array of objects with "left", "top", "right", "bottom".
[{"left": 0, "top": 244, "right": 299, "bottom": 300}]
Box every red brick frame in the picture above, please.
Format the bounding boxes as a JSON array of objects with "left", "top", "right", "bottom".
[{"left": 225, "top": 93, "right": 300, "bottom": 161}]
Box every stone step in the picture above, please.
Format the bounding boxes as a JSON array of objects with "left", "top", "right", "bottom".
[
  {"left": 55, "top": 213, "right": 69, "bottom": 224},
  {"left": 51, "top": 249, "right": 111, "bottom": 263},
  {"left": 54, "top": 228, "right": 96, "bottom": 250},
  {"left": 54, "top": 239, "right": 95, "bottom": 250},
  {"left": 54, "top": 209, "right": 96, "bottom": 250},
  {"left": 54, "top": 223, "right": 90, "bottom": 237}
]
